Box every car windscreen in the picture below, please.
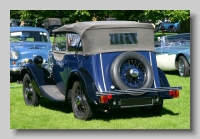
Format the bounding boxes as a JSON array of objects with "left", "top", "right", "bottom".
[
  {"left": 109, "top": 33, "right": 138, "bottom": 45},
  {"left": 10, "top": 31, "right": 49, "bottom": 42},
  {"left": 166, "top": 34, "right": 190, "bottom": 42}
]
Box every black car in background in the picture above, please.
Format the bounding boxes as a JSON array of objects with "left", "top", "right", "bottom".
[{"left": 42, "top": 18, "right": 62, "bottom": 36}]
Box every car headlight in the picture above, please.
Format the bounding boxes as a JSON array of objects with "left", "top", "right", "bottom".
[{"left": 10, "top": 50, "right": 19, "bottom": 60}]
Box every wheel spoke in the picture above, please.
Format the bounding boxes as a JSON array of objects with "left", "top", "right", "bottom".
[
  {"left": 179, "top": 60, "right": 185, "bottom": 76},
  {"left": 74, "top": 86, "right": 87, "bottom": 116},
  {"left": 120, "top": 59, "right": 147, "bottom": 88},
  {"left": 24, "top": 80, "right": 33, "bottom": 104}
]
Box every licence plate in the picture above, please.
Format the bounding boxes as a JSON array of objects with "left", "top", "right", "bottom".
[{"left": 121, "top": 98, "right": 153, "bottom": 107}]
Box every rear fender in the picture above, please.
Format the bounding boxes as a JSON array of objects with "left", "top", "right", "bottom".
[
  {"left": 157, "top": 68, "right": 171, "bottom": 99},
  {"left": 66, "top": 68, "right": 99, "bottom": 105}
]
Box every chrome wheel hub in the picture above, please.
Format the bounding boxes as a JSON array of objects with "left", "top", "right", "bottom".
[{"left": 129, "top": 68, "right": 139, "bottom": 78}]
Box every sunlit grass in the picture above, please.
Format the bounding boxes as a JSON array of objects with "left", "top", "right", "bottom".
[{"left": 10, "top": 73, "right": 190, "bottom": 129}]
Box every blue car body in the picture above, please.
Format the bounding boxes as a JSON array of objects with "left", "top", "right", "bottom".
[
  {"left": 10, "top": 27, "right": 52, "bottom": 81},
  {"left": 20, "top": 21, "right": 182, "bottom": 120}
]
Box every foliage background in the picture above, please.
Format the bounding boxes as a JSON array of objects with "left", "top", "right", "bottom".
[{"left": 10, "top": 10, "right": 190, "bottom": 33}]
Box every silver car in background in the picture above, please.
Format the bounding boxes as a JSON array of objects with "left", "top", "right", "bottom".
[{"left": 155, "top": 33, "right": 190, "bottom": 77}]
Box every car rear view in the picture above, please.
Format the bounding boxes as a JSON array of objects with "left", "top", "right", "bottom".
[{"left": 20, "top": 21, "right": 182, "bottom": 121}]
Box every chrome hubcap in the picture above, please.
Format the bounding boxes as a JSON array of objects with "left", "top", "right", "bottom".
[
  {"left": 178, "top": 60, "right": 184, "bottom": 76},
  {"left": 129, "top": 68, "right": 139, "bottom": 78}
]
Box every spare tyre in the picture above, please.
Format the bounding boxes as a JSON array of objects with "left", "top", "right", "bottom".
[{"left": 111, "top": 52, "right": 154, "bottom": 92}]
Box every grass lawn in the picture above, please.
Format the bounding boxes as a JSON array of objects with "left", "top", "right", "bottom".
[{"left": 10, "top": 72, "right": 190, "bottom": 129}]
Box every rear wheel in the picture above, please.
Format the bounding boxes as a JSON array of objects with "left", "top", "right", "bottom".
[
  {"left": 178, "top": 56, "right": 190, "bottom": 77},
  {"left": 168, "top": 26, "right": 174, "bottom": 33},
  {"left": 71, "top": 80, "right": 94, "bottom": 120},
  {"left": 23, "top": 74, "right": 39, "bottom": 106}
]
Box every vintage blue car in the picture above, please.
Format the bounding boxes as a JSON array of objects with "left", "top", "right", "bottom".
[
  {"left": 10, "top": 27, "right": 52, "bottom": 82},
  {"left": 155, "top": 19, "right": 180, "bottom": 33},
  {"left": 155, "top": 33, "right": 190, "bottom": 77},
  {"left": 20, "top": 21, "right": 182, "bottom": 120}
]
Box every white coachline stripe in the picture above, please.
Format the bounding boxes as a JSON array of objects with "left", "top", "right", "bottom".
[
  {"left": 100, "top": 53, "right": 107, "bottom": 91},
  {"left": 149, "top": 52, "right": 157, "bottom": 88}
]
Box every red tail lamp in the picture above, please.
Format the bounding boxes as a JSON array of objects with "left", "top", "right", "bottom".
[
  {"left": 169, "top": 90, "right": 179, "bottom": 98},
  {"left": 100, "top": 94, "right": 113, "bottom": 103},
  {"left": 12, "top": 61, "right": 16, "bottom": 65}
]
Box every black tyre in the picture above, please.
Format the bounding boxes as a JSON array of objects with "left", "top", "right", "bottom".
[
  {"left": 168, "top": 26, "right": 174, "bottom": 33},
  {"left": 23, "top": 74, "right": 39, "bottom": 106},
  {"left": 178, "top": 56, "right": 190, "bottom": 77},
  {"left": 139, "top": 68, "right": 166, "bottom": 115},
  {"left": 111, "top": 52, "right": 154, "bottom": 94},
  {"left": 71, "top": 80, "right": 94, "bottom": 120}
]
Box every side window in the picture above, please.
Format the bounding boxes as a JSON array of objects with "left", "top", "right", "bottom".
[
  {"left": 54, "top": 33, "right": 67, "bottom": 51},
  {"left": 67, "top": 33, "right": 82, "bottom": 51}
]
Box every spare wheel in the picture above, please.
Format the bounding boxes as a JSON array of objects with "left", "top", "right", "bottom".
[{"left": 110, "top": 52, "right": 154, "bottom": 94}]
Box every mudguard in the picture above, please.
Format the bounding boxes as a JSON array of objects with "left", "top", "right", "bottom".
[
  {"left": 157, "top": 68, "right": 171, "bottom": 99},
  {"left": 20, "top": 63, "right": 46, "bottom": 96},
  {"left": 67, "top": 68, "right": 99, "bottom": 105},
  {"left": 21, "top": 64, "right": 46, "bottom": 85}
]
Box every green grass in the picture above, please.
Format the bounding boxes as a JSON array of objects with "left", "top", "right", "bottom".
[{"left": 10, "top": 73, "right": 190, "bottom": 129}]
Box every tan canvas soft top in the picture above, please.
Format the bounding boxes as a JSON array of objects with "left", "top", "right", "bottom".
[{"left": 53, "top": 21, "right": 155, "bottom": 55}]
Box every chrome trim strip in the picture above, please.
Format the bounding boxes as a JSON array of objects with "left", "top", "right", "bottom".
[
  {"left": 100, "top": 53, "right": 107, "bottom": 91},
  {"left": 149, "top": 51, "right": 157, "bottom": 88}
]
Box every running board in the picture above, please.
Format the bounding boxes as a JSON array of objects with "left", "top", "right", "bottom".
[
  {"left": 96, "top": 86, "right": 182, "bottom": 96},
  {"left": 39, "top": 85, "right": 65, "bottom": 101}
]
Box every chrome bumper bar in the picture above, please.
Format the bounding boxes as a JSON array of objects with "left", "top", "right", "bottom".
[{"left": 96, "top": 86, "right": 182, "bottom": 96}]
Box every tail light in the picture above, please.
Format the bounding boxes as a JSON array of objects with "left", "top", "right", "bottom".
[
  {"left": 169, "top": 90, "right": 179, "bottom": 98},
  {"left": 12, "top": 61, "right": 16, "bottom": 65},
  {"left": 100, "top": 94, "right": 113, "bottom": 103}
]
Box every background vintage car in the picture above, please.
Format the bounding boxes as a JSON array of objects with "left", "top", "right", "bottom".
[
  {"left": 20, "top": 21, "right": 181, "bottom": 121},
  {"left": 42, "top": 18, "right": 62, "bottom": 36},
  {"left": 10, "top": 26, "right": 52, "bottom": 82},
  {"left": 155, "top": 33, "right": 190, "bottom": 77}
]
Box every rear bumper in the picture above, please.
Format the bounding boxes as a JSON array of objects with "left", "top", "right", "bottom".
[{"left": 96, "top": 86, "right": 182, "bottom": 109}]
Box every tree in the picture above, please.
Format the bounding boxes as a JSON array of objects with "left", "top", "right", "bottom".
[{"left": 10, "top": 10, "right": 190, "bottom": 32}]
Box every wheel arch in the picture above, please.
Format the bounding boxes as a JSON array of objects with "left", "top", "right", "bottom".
[
  {"left": 66, "top": 68, "right": 99, "bottom": 105},
  {"left": 168, "top": 25, "right": 174, "bottom": 29},
  {"left": 175, "top": 53, "right": 190, "bottom": 69},
  {"left": 20, "top": 64, "right": 46, "bottom": 86},
  {"left": 20, "top": 64, "right": 46, "bottom": 96}
]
